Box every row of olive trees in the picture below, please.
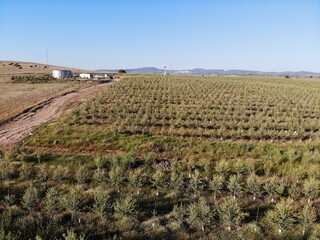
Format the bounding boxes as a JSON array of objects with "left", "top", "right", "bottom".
[
  {"left": 172, "top": 196, "right": 319, "bottom": 237},
  {"left": 2, "top": 185, "right": 320, "bottom": 239},
  {"left": 2, "top": 158, "right": 320, "bottom": 205},
  {"left": 65, "top": 75, "right": 320, "bottom": 142},
  {"left": 2, "top": 184, "right": 138, "bottom": 220}
]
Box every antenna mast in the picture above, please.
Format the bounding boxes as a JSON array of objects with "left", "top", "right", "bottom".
[{"left": 46, "top": 48, "right": 49, "bottom": 66}]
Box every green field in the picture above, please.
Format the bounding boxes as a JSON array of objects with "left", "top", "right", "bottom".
[
  {"left": 29, "top": 75, "right": 320, "bottom": 147},
  {"left": 2, "top": 75, "right": 320, "bottom": 239}
]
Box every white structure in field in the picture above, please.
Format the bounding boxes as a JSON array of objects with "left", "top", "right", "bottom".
[
  {"left": 52, "top": 70, "right": 72, "bottom": 79},
  {"left": 79, "top": 73, "right": 110, "bottom": 79},
  {"left": 79, "top": 73, "right": 92, "bottom": 79}
]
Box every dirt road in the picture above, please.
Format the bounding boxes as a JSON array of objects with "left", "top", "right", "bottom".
[{"left": 0, "top": 81, "right": 115, "bottom": 147}]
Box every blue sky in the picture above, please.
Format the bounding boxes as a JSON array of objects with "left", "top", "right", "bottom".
[{"left": 0, "top": 0, "right": 319, "bottom": 72}]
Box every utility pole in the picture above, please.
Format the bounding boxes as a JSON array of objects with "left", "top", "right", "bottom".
[{"left": 46, "top": 48, "right": 49, "bottom": 67}]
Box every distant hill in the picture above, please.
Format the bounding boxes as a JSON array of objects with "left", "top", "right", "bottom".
[
  {"left": 2, "top": 61, "right": 318, "bottom": 78},
  {"left": 99, "top": 67, "right": 320, "bottom": 78},
  {"left": 102, "top": 67, "right": 165, "bottom": 74}
]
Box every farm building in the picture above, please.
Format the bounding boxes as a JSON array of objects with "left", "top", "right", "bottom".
[
  {"left": 52, "top": 70, "right": 72, "bottom": 79},
  {"left": 79, "top": 73, "right": 110, "bottom": 80},
  {"left": 79, "top": 73, "right": 92, "bottom": 79}
]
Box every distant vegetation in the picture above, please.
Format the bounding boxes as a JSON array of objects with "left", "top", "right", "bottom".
[
  {"left": 11, "top": 74, "right": 56, "bottom": 83},
  {"left": 3, "top": 75, "right": 320, "bottom": 239}
]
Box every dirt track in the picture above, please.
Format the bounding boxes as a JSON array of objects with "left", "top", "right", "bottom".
[{"left": 0, "top": 81, "right": 115, "bottom": 147}]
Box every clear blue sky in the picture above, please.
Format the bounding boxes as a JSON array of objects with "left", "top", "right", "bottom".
[{"left": 0, "top": 0, "right": 319, "bottom": 72}]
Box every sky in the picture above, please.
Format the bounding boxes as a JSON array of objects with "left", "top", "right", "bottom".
[{"left": 0, "top": 0, "right": 319, "bottom": 72}]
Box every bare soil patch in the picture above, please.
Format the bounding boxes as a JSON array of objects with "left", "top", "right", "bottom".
[{"left": 0, "top": 81, "right": 115, "bottom": 147}]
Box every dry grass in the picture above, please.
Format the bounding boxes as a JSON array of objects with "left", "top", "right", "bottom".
[
  {"left": 0, "top": 82, "right": 81, "bottom": 123},
  {"left": 0, "top": 60, "right": 92, "bottom": 123},
  {"left": 0, "top": 60, "right": 88, "bottom": 74}
]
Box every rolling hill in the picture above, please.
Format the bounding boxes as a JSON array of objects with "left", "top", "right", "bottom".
[
  {"left": 0, "top": 60, "right": 90, "bottom": 82},
  {"left": 100, "top": 67, "right": 320, "bottom": 77}
]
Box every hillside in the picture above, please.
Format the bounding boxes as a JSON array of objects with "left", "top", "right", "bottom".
[{"left": 0, "top": 60, "right": 90, "bottom": 82}]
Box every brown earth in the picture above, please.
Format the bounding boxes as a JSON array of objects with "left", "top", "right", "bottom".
[{"left": 0, "top": 81, "right": 116, "bottom": 147}]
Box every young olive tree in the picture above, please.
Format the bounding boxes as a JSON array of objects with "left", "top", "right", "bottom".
[
  {"left": 188, "top": 169, "right": 204, "bottom": 197},
  {"left": 0, "top": 155, "right": 14, "bottom": 180},
  {"left": 209, "top": 174, "right": 225, "bottom": 200},
  {"left": 108, "top": 166, "right": 125, "bottom": 192},
  {"left": 151, "top": 170, "right": 166, "bottom": 196},
  {"left": 43, "top": 187, "right": 60, "bottom": 213},
  {"left": 144, "top": 152, "right": 156, "bottom": 165},
  {"left": 238, "top": 223, "right": 263, "bottom": 240},
  {"left": 113, "top": 195, "right": 137, "bottom": 217},
  {"left": 62, "top": 229, "right": 85, "bottom": 240},
  {"left": 288, "top": 182, "right": 301, "bottom": 200},
  {"left": 93, "top": 167, "right": 107, "bottom": 184},
  {"left": 19, "top": 163, "right": 34, "bottom": 180},
  {"left": 128, "top": 168, "right": 145, "bottom": 195},
  {"left": 298, "top": 202, "right": 317, "bottom": 236},
  {"left": 217, "top": 197, "right": 247, "bottom": 231},
  {"left": 215, "top": 160, "right": 230, "bottom": 178},
  {"left": 61, "top": 185, "right": 83, "bottom": 221},
  {"left": 92, "top": 188, "right": 111, "bottom": 219},
  {"left": 75, "top": 166, "right": 90, "bottom": 184},
  {"left": 36, "top": 166, "right": 50, "bottom": 182},
  {"left": 169, "top": 170, "right": 184, "bottom": 197},
  {"left": 3, "top": 193, "right": 15, "bottom": 214},
  {"left": 303, "top": 178, "right": 320, "bottom": 203},
  {"left": 263, "top": 176, "right": 285, "bottom": 202},
  {"left": 265, "top": 199, "right": 296, "bottom": 235},
  {"left": 233, "top": 159, "right": 253, "bottom": 176},
  {"left": 246, "top": 173, "right": 261, "bottom": 201},
  {"left": 172, "top": 203, "right": 187, "bottom": 227},
  {"left": 53, "top": 165, "right": 69, "bottom": 183},
  {"left": 21, "top": 185, "right": 39, "bottom": 212},
  {"left": 94, "top": 155, "right": 109, "bottom": 168},
  {"left": 227, "top": 175, "right": 242, "bottom": 199},
  {"left": 188, "top": 197, "right": 213, "bottom": 232}
]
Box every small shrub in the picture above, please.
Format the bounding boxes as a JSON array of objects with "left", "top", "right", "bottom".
[{"left": 21, "top": 185, "right": 39, "bottom": 211}]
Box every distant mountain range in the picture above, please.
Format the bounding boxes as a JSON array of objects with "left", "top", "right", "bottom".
[{"left": 99, "top": 67, "right": 320, "bottom": 78}]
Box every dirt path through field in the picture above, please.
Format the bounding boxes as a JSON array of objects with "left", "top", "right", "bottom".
[{"left": 0, "top": 81, "right": 115, "bottom": 147}]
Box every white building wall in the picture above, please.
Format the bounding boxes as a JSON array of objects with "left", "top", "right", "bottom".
[
  {"left": 52, "top": 70, "right": 72, "bottom": 79},
  {"left": 52, "top": 70, "right": 62, "bottom": 79},
  {"left": 79, "top": 73, "right": 91, "bottom": 79}
]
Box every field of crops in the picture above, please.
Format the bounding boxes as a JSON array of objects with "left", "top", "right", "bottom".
[
  {"left": 1, "top": 143, "right": 320, "bottom": 239},
  {"left": 31, "top": 75, "right": 320, "bottom": 147},
  {"left": 3, "top": 75, "right": 320, "bottom": 239}
]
